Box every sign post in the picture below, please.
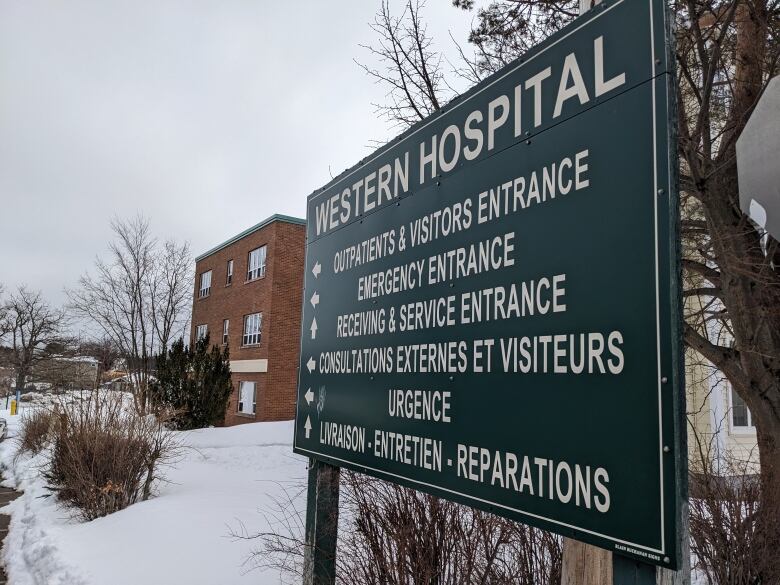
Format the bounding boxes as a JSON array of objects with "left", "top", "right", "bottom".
[
  {"left": 296, "top": 0, "right": 683, "bottom": 579},
  {"left": 613, "top": 555, "right": 657, "bottom": 585},
  {"left": 302, "top": 459, "right": 340, "bottom": 585}
]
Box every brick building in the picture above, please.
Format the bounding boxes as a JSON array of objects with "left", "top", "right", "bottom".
[{"left": 190, "top": 214, "right": 305, "bottom": 426}]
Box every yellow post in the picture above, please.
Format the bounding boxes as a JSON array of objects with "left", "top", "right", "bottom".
[{"left": 10, "top": 400, "right": 17, "bottom": 415}]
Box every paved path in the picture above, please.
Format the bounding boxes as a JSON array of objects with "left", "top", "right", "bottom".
[{"left": 0, "top": 485, "right": 22, "bottom": 584}]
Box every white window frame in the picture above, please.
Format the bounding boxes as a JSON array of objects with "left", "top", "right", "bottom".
[
  {"left": 247, "top": 246, "right": 267, "bottom": 281},
  {"left": 195, "top": 324, "right": 208, "bottom": 341},
  {"left": 198, "top": 270, "right": 212, "bottom": 298},
  {"left": 226, "top": 259, "right": 233, "bottom": 285},
  {"left": 237, "top": 381, "right": 256, "bottom": 415},
  {"left": 222, "top": 319, "right": 229, "bottom": 345},
  {"left": 728, "top": 386, "right": 755, "bottom": 435},
  {"left": 242, "top": 312, "right": 262, "bottom": 346}
]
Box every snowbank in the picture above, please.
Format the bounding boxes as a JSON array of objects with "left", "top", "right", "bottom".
[
  {"left": 0, "top": 397, "right": 707, "bottom": 584},
  {"left": 0, "top": 403, "right": 306, "bottom": 585}
]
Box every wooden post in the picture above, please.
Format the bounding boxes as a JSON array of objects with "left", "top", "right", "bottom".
[
  {"left": 562, "top": 538, "right": 612, "bottom": 585},
  {"left": 302, "top": 459, "right": 340, "bottom": 585}
]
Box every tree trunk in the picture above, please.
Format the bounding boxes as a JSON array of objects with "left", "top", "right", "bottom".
[
  {"left": 754, "top": 422, "right": 780, "bottom": 579},
  {"left": 15, "top": 371, "right": 25, "bottom": 394}
]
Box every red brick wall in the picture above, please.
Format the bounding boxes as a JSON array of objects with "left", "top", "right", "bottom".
[
  {"left": 190, "top": 218, "right": 305, "bottom": 426},
  {"left": 265, "top": 222, "right": 306, "bottom": 422}
]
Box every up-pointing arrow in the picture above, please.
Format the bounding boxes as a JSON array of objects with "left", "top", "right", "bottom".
[
  {"left": 304, "top": 387, "right": 314, "bottom": 405},
  {"left": 306, "top": 356, "right": 316, "bottom": 373},
  {"left": 312, "top": 261, "right": 321, "bottom": 278},
  {"left": 304, "top": 415, "right": 312, "bottom": 439},
  {"left": 310, "top": 317, "right": 318, "bottom": 340},
  {"left": 310, "top": 291, "right": 319, "bottom": 308}
]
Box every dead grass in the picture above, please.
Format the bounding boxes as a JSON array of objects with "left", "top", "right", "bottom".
[{"left": 17, "top": 408, "right": 56, "bottom": 454}]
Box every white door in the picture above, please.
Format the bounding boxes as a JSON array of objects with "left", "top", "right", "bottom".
[{"left": 238, "top": 381, "right": 256, "bottom": 415}]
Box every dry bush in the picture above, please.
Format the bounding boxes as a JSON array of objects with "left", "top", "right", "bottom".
[
  {"left": 42, "top": 391, "right": 178, "bottom": 520},
  {"left": 339, "top": 471, "right": 561, "bottom": 585},
  {"left": 247, "top": 468, "right": 561, "bottom": 585},
  {"left": 17, "top": 408, "right": 56, "bottom": 454},
  {"left": 689, "top": 442, "right": 780, "bottom": 584}
]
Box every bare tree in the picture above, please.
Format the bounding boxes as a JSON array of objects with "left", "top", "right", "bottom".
[
  {"left": 0, "top": 286, "right": 66, "bottom": 394},
  {"left": 356, "top": 0, "right": 453, "bottom": 129},
  {"left": 0, "top": 284, "right": 9, "bottom": 340},
  {"left": 453, "top": 0, "right": 578, "bottom": 77},
  {"left": 67, "top": 215, "right": 193, "bottom": 413},
  {"left": 673, "top": 8, "right": 780, "bottom": 565}
]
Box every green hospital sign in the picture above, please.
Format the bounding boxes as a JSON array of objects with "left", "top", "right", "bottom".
[{"left": 295, "top": 0, "right": 684, "bottom": 568}]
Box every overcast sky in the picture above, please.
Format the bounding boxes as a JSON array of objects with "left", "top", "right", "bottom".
[{"left": 0, "top": 1, "right": 473, "bottom": 313}]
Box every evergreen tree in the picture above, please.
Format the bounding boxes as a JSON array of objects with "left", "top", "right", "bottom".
[
  {"left": 188, "top": 336, "right": 232, "bottom": 429},
  {"left": 151, "top": 334, "right": 232, "bottom": 430}
]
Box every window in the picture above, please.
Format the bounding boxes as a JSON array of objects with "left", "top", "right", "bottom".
[
  {"left": 195, "top": 324, "right": 208, "bottom": 341},
  {"left": 238, "top": 381, "right": 256, "bottom": 415},
  {"left": 242, "top": 312, "right": 262, "bottom": 346},
  {"left": 247, "top": 246, "right": 267, "bottom": 281},
  {"left": 222, "top": 319, "right": 229, "bottom": 344},
  {"left": 198, "top": 270, "right": 212, "bottom": 298},
  {"left": 226, "top": 260, "right": 233, "bottom": 285},
  {"left": 730, "top": 387, "right": 754, "bottom": 430}
]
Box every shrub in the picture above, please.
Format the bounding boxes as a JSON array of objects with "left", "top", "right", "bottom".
[
  {"left": 43, "top": 391, "right": 177, "bottom": 520},
  {"left": 151, "top": 335, "right": 232, "bottom": 430},
  {"left": 689, "top": 446, "right": 780, "bottom": 584},
  {"left": 18, "top": 408, "right": 56, "bottom": 454},
  {"left": 338, "top": 471, "right": 561, "bottom": 585},
  {"left": 248, "top": 471, "right": 562, "bottom": 585}
]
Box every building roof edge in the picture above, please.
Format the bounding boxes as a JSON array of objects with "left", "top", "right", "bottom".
[{"left": 195, "top": 214, "right": 306, "bottom": 262}]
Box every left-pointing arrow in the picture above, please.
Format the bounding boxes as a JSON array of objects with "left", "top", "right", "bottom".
[
  {"left": 310, "top": 291, "right": 320, "bottom": 308},
  {"left": 305, "top": 388, "right": 314, "bottom": 405},
  {"left": 307, "top": 356, "right": 316, "bottom": 373},
  {"left": 312, "top": 261, "right": 322, "bottom": 278},
  {"left": 310, "top": 317, "right": 318, "bottom": 340},
  {"left": 304, "top": 416, "right": 312, "bottom": 439}
]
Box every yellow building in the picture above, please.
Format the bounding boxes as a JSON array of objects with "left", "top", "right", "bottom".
[{"left": 686, "top": 350, "right": 760, "bottom": 476}]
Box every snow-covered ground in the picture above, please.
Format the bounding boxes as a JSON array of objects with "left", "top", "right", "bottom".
[
  {"left": 0, "top": 397, "right": 709, "bottom": 584},
  {"left": 0, "top": 402, "right": 306, "bottom": 585}
]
